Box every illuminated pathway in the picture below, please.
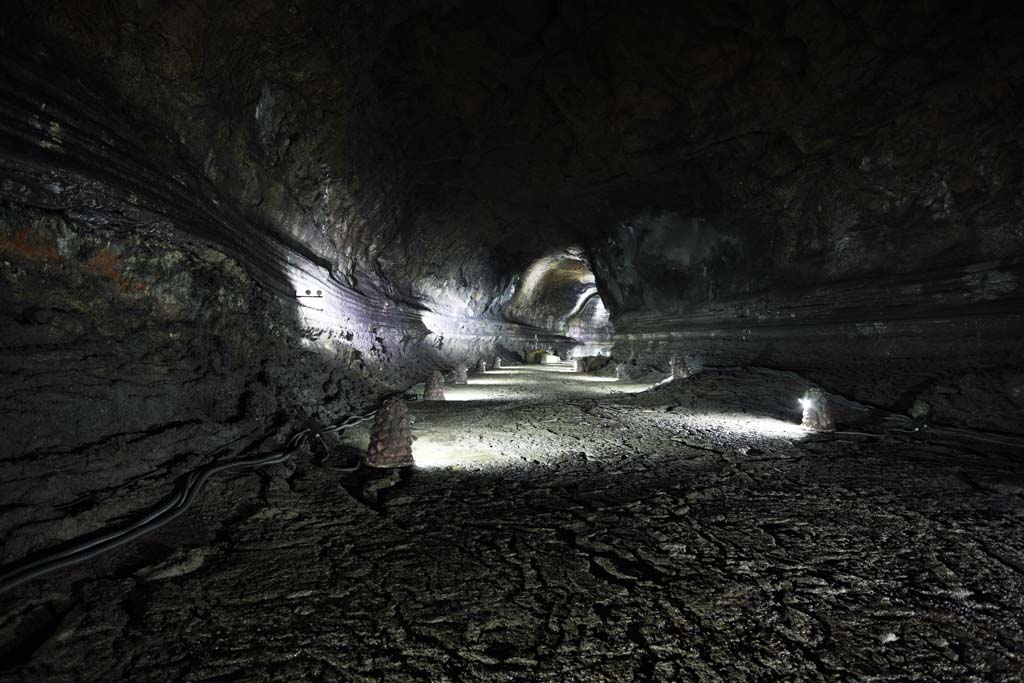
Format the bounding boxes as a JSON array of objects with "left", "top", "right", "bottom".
[
  {"left": 406, "top": 364, "right": 803, "bottom": 470},
  {"left": 9, "top": 367, "right": 1024, "bottom": 681},
  {"left": 437, "top": 362, "right": 647, "bottom": 402}
]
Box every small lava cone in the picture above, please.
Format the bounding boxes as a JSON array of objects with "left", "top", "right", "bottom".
[
  {"left": 424, "top": 369, "right": 445, "bottom": 400},
  {"left": 365, "top": 398, "right": 415, "bottom": 468},
  {"left": 671, "top": 356, "right": 691, "bottom": 379}
]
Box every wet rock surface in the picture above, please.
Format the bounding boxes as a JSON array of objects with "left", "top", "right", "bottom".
[{"left": 2, "top": 367, "right": 1022, "bottom": 681}]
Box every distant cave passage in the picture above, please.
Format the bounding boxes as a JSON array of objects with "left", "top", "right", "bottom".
[{"left": 506, "top": 249, "right": 614, "bottom": 352}]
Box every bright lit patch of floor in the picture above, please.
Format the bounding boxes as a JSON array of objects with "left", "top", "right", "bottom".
[
  {"left": 441, "top": 363, "right": 658, "bottom": 402},
  {"left": 405, "top": 365, "right": 807, "bottom": 470}
]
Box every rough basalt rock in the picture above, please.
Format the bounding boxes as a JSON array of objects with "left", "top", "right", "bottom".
[
  {"left": 670, "top": 355, "right": 703, "bottom": 379},
  {"left": 365, "top": 398, "right": 414, "bottom": 468},
  {"left": 423, "top": 370, "right": 445, "bottom": 401},
  {"left": 5, "top": 368, "right": 1024, "bottom": 681},
  {"left": 574, "top": 356, "right": 612, "bottom": 373}
]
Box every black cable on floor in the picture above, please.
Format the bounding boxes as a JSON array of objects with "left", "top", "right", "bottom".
[
  {"left": 0, "top": 431, "right": 308, "bottom": 595},
  {"left": 0, "top": 400, "right": 396, "bottom": 595}
]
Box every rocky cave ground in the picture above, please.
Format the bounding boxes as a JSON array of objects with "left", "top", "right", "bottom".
[{"left": 2, "top": 364, "right": 1022, "bottom": 681}]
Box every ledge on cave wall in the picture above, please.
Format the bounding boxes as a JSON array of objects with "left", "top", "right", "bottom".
[{"left": 595, "top": 214, "right": 1024, "bottom": 433}]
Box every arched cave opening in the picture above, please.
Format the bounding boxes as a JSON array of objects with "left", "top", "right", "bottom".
[{"left": 505, "top": 247, "right": 614, "bottom": 357}]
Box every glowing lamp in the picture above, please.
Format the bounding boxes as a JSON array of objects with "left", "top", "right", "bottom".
[
  {"left": 493, "top": 357, "right": 503, "bottom": 369},
  {"left": 800, "top": 388, "right": 835, "bottom": 431}
]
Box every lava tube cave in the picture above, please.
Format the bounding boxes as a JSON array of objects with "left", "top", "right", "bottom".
[{"left": 1, "top": 2, "right": 1023, "bottom": 680}]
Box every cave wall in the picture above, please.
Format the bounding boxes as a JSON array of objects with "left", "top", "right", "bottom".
[
  {"left": 566, "top": 294, "right": 613, "bottom": 346},
  {"left": 0, "top": 204, "right": 358, "bottom": 560},
  {"left": 364, "top": 0, "right": 1024, "bottom": 432},
  {"left": 592, "top": 207, "right": 1024, "bottom": 433},
  {"left": 0, "top": 197, "right": 568, "bottom": 560},
  {"left": 0, "top": 3, "right": 569, "bottom": 558},
  {"left": 501, "top": 250, "right": 601, "bottom": 337},
  {"left": 570, "top": 4, "right": 1024, "bottom": 432},
  {"left": 1, "top": 0, "right": 408, "bottom": 279},
  {"left": 0, "top": 0, "right": 538, "bottom": 311}
]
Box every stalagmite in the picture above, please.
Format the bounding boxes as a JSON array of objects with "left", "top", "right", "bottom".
[
  {"left": 615, "top": 363, "right": 630, "bottom": 380},
  {"left": 453, "top": 364, "right": 468, "bottom": 385},
  {"left": 476, "top": 359, "right": 487, "bottom": 373}
]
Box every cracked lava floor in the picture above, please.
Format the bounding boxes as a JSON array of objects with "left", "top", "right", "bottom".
[{"left": 3, "top": 365, "right": 1024, "bottom": 681}]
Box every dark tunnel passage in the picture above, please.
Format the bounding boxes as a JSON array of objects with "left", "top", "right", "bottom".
[{"left": 1, "top": 1, "right": 1023, "bottom": 680}]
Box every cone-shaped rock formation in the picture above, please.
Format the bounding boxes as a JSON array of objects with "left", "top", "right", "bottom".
[
  {"left": 365, "top": 398, "right": 414, "bottom": 468},
  {"left": 424, "top": 370, "right": 445, "bottom": 401}
]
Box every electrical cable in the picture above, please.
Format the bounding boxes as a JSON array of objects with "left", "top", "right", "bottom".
[
  {"left": 0, "top": 398, "right": 397, "bottom": 595},
  {"left": 0, "top": 432, "right": 306, "bottom": 595}
]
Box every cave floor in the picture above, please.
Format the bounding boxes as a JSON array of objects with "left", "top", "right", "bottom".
[{"left": 3, "top": 365, "right": 1024, "bottom": 681}]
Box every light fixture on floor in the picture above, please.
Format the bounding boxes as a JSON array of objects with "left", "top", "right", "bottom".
[{"left": 800, "top": 388, "right": 835, "bottom": 431}]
